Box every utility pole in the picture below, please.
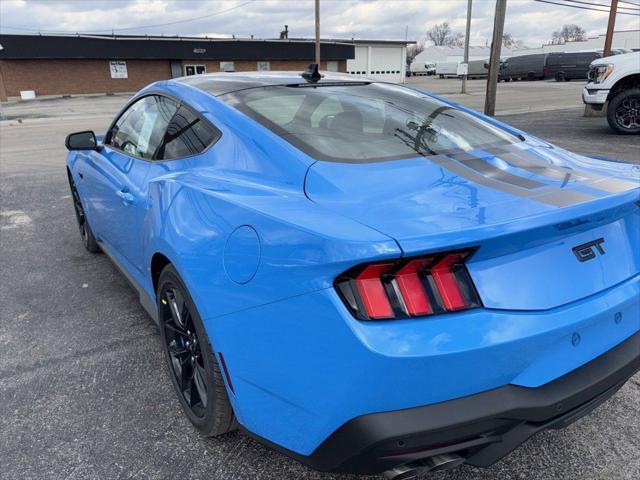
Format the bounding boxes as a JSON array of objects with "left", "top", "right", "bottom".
[
  {"left": 603, "top": 0, "right": 618, "bottom": 57},
  {"left": 315, "top": 0, "right": 321, "bottom": 65},
  {"left": 484, "top": 0, "right": 507, "bottom": 116},
  {"left": 461, "top": 0, "right": 473, "bottom": 94}
]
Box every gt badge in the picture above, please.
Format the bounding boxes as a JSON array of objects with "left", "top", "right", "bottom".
[{"left": 572, "top": 238, "right": 605, "bottom": 262}]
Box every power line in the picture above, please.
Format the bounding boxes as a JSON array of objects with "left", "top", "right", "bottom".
[
  {"left": 533, "top": 0, "right": 640, "bottom": 14},
  {"left": 0, "top": 0, "right": 257, "bottom": 34},
  {"left": 563, "top": 0, "right": 639, "bottom": 10},
  {"left": 619, "top": 1, "right": 640, "bottom": 6}
]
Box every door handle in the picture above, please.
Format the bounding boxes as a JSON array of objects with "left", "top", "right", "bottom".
[{"left": 116, "top": 188, "right": 135, "bottom": 206}]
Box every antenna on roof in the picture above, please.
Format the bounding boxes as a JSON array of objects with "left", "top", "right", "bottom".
[{"left": 301, "top": 63, "right": 322, "bottom": 83}]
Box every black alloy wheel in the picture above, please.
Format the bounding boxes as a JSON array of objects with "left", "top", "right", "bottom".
[
  {"left": 157, "top": 264, "right": 237, "bottom": 435},
  {"left": 608, "top": 89, "right": 640, "bottom": 134},
  {"left": 67, "top": 171, "right": 99, "bottom": 253},
  {"left": 162, "top": 285, "right": 209, "bottom": 417}
]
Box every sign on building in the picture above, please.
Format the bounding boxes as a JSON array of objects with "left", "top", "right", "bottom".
[{"left": 109, "top": 61, "right": 128, "bottom": 79}]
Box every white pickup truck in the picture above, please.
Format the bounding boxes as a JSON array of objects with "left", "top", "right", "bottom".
[{"left": 582, "top": 51, "right": 639, "bottom": 134}]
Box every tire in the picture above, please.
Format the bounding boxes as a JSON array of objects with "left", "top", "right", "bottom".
[
  {"left": 526, "top": 72, "right": 536, "bottom": 81},
  {"left": 67, "top": 171, "right": 99, "bottom": 253},
  {"left": 555, "top": 72, "right": 565, "bottom": 82},
  {"left": 157, "top": 264, "right": 237, "bottom": 436},
  {"left": 607, "top": 88, "right": 640, "bottom": 135}
]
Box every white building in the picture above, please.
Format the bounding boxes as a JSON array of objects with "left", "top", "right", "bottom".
[
  {"left": 344, "top": 39, "right": 412, "bottom": 83},
  {"left": 292, "top": 38, "right": 413, "bottom": 83}
]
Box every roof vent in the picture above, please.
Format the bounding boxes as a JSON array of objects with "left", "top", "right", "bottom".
[{"left": 301, "top": 63, "right": 322, "bottom": 83}]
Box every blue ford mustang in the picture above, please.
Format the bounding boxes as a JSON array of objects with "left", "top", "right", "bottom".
[{"left": 66, "top": 67, "right": 640, "bottom": 478}]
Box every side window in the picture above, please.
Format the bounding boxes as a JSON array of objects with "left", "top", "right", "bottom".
[
  {"left": 108, "top": 96, "right": 178, "bottom": 159},
  {"left": 158, "top": 105, "right": 220, "bottom": 160}
]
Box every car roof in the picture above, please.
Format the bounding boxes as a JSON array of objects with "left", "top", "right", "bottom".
[{"left": 172, "top": 71, "right": 369, "bottom": 96}]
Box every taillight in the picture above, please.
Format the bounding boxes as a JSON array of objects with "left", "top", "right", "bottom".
[
  {"left": 334, "top": 250, "right": 481, "bottom": 320},
  {"left": 543, "top": 65, "right": 550, "bottom": 74}
]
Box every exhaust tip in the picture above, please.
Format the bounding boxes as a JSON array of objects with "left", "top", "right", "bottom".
[
  {"left": 423, "top": 454, "right": 466, "bottom": 472},
  {"left": 383, "top": 453, "right": 465, "bottom": 479},
  {"left": 382, "top": 465, "right": 423, "bottom": 480}
]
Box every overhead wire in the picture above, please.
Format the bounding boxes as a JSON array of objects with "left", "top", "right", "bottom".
[
  {"left": 0, "top": 0, "right": 258, "bottom": 34},
  {"left": 562, "top": 0, "right": 640, "bottom": 11},
  {"left": 533, "top": 0, "right": 640, "bottom": 14}
]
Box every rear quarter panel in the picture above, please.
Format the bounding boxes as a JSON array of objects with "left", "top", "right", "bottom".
[{"left": 138, "top": 81, "right": 400, "bottom": 321}]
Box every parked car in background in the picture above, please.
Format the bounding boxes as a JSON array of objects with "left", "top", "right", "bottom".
[
  {"left": 546, "top": 51, "right": 602, "bottom": 82},
  {"left": 583, "top": 51, "right": 640, "bottom": 134},
  {"left": 500, "top": 53, "right": 548, "bottom": 81}
]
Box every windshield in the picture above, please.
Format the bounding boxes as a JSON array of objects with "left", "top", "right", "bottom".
[{"left": 221, "top": 83, "right": 521, "bottom": 163}]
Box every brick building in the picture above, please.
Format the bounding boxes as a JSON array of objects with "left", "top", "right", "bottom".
[{"left": 0, "top": 34, "right": 354, "bottom": 101}]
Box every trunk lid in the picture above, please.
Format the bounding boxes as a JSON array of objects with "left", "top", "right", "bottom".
[{"left": 305, "top": 143, "right": 640, "bottom": 310}]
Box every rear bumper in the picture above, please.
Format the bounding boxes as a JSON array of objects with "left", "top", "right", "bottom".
[
  {"left": 246, "top": 332, "right": 640, "bottom": 474},
  {"left": 214, "top": 273, "right": 639, "bottom": 461}
]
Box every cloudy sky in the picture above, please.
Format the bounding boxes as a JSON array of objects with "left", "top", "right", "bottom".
[{"left": 1, "top": 0, "right": 638, "bottom": 48}]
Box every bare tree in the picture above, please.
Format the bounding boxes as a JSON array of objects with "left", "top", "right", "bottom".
[
  {"left": 445, "top": 32, "right": 465, "bottom": 48},
  {"left": 406, "top": 41, "right": 425, "bottom": 66},
  {"left": 427, "top": 22, "right": 465, "bottom": 48},
  {"left": 551, "top": 24, "right": 586, "bottom": 44},
  {"left": 502, "top": 33, "right": 525, "bottom": 49},
  {"left": 427, "top": 22, "right": 452, "bottom": 46}
]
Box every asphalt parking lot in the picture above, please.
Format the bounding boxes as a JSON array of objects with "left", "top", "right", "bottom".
[{"left": 1, "top": 82, "right": 639, "bottom": 480}]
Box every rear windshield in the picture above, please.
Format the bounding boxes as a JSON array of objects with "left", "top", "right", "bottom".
[{"left": 220, "top": 83, "right": 521, "bottom": 163}]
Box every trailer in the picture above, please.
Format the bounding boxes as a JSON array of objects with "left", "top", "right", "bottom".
[
  {"left": 435, "top": 61, "right": 458, "bottom": 78},
  {"left": 466, "top": 59, "right": 489, "bottom": 79}
]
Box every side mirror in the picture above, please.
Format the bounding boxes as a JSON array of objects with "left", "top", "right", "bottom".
[{"left": 65, "top": 131, "right": 98, "bottom": 151}]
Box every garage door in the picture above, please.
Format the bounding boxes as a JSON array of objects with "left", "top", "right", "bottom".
[{"left": 368, "top": 46, "right": 404, "bottom": 83}]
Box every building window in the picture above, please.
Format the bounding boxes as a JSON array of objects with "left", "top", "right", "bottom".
[
  {"left": 220, "top": 61, "right": 235, "bottom": 72},
  {"left": 257, "top": 61, "right": 271, "bottom": 71},
  {"left": 326, "top": 60, "right": 339, "bottom": 72},
  {"left": 184, "top": 65, "right": 206, "bottom": 76}
]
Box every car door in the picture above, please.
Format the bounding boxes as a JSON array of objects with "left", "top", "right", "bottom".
[{"left": 81, "top": 95, "right": 179, "bottom": 274}]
